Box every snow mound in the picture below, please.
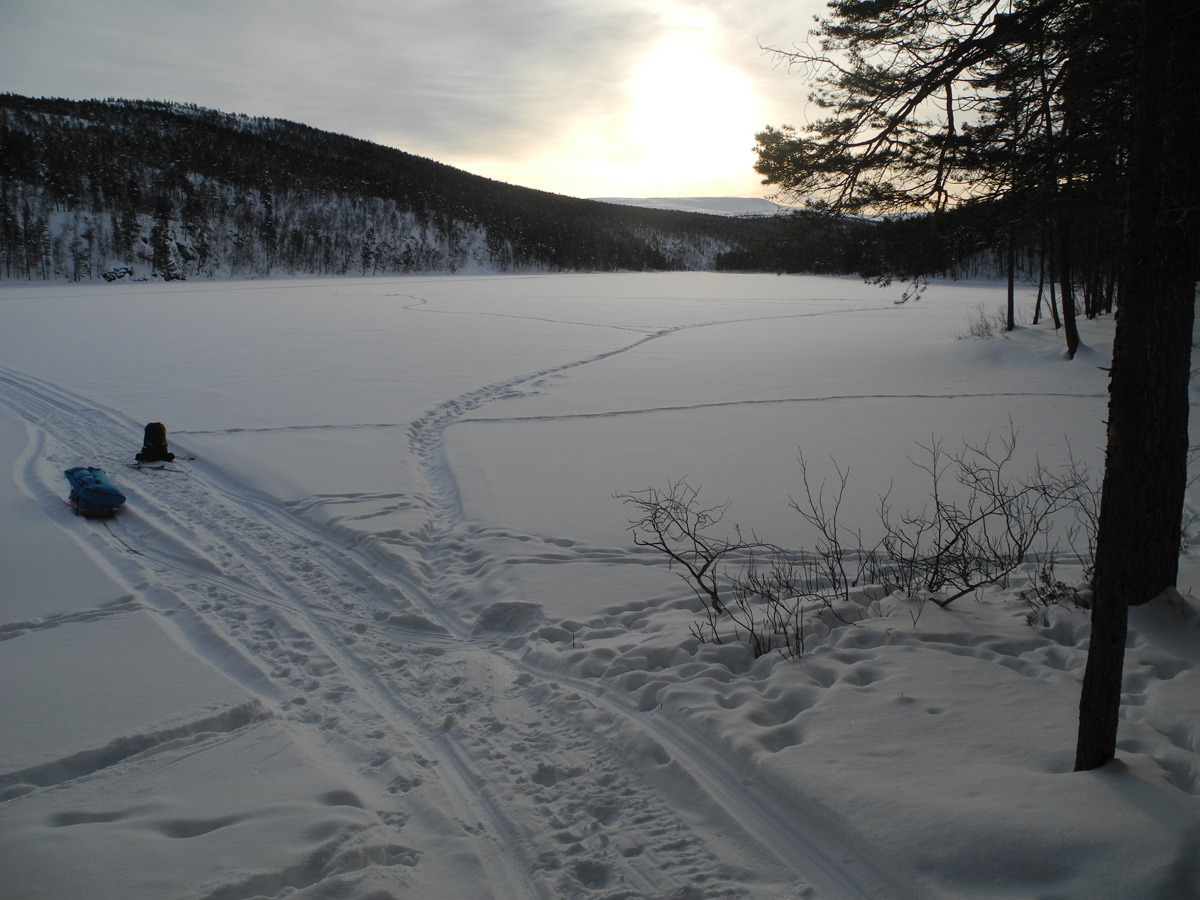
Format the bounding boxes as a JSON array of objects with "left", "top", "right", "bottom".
[{"left": 471, "top": 601, "right": 543, "bottom": 634}]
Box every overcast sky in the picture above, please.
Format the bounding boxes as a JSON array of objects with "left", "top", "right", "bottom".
[{"left": 0, "top": 0, "right": 826, "bottom": 198}]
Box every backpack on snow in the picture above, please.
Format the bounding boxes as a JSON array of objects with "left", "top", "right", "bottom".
[{"left": 136, "top": 422, "right": 176, "bottom": 463}]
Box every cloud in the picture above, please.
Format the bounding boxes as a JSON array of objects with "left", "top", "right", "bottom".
[{"left": 0, "top": 0, "right": 824, "bottom": 196}]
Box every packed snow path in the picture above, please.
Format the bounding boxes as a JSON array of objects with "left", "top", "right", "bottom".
[{"left": 0, "top": 317, "right": 910, "bottom": 900}]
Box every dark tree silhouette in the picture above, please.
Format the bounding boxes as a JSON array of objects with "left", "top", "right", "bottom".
[
  {"left": 755, "top": 0, "right": 1200, "bottom": 770},
  {"left": 1075, "top": 0, "right": 1200, "bottom": 771}
]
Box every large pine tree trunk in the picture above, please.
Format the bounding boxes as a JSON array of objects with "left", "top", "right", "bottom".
[{"left": 1075, "top": 0, "right": 1200, "bottom": 772}]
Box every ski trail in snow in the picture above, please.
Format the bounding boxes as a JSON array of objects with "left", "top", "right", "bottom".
[
  {"left": 3, "top": 367, "right": 769, "bottom": 897},
  {"left": 371, "top": 302, "right": 919, "bottom": 898},
  {"left": 397, "top": 296, "right": 900, "bottom": 539},
  {"left": 0, "top": 336, "right": 917, "bottom": 899},
  {"left": 0, "top": 367, "right": 548, "bottom": 898},
  {"left": 169, "top": 390, "right": 1107, "bottom": 436},
  {"left": 457, "top": 390, "right": 1108, "bottom": 424}
]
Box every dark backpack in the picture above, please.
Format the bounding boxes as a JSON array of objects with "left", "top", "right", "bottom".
[{"left": 136, "top": 422, "right": 175, "bottom": 462}]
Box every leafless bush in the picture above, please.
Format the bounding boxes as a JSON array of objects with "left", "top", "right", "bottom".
[
  {"left": 616, "top": 481, "right": 856, "bottom": 658},
  {"left": 957, "top": 303, "right": 1009, "bottom": 339},
  {"left": 874, "top": 426, "right": 1096, "bottom": 607},
  {"left": 790, "top": 452, "right": 871, "bottom": 601},
  {"left": 618, "top": 427, "right": 1101, "bottom": 657},
  {"left": 616, "top": 479, "right": 749, "bottom": 615},
  {"left": 1019, "top": 556, "right": 1094, "bottom": 626}
]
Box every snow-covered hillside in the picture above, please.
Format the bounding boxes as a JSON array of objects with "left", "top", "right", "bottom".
[
  {"left": 1, "top": 97, "right": 780, "bottom": 282},
  {"left": 1, "top": 273, "right": 1197, "bottom": 900}
]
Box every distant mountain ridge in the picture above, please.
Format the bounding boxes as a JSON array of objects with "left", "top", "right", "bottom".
[
  {"left": 594, "top": 197, "right": 785, "bottom": 217},
  {"left": 0, "top": 94, "right": 785, "bottom": 282}
]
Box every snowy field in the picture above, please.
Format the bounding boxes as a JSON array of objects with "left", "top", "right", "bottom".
[{"left": 1, "top": 272, "right": 1197, "bottom": 900}]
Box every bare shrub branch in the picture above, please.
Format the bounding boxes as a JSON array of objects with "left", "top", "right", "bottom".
[
  {"left": 616, "top": 479, "right": 750, "bottom": 614},
  {"left": 877, "top": 425, "right": 1096, "bottom": 606},
  {"left": 618, "top": 428, "right": 1100, "bottom": 658}
]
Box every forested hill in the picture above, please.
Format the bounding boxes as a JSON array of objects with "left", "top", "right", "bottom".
[{"left": 0, "top": 94, "right": 784, "bottom": 282}]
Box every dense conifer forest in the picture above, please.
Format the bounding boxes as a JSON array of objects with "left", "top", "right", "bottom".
[{"left": 0, "top": 94, "right": 805, "bottom": 281}]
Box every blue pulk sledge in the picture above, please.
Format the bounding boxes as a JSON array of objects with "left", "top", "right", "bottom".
[{"left": 64, "top": 466, "right": 127, "bottom": 516}]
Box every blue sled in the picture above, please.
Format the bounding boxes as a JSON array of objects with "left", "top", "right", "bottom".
[{"left": 65, "top": 466, "right": 127, "bottom": 516}]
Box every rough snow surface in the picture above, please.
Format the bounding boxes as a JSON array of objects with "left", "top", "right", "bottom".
[{"left": 1, "top": 273, "right": 1197, "bottom": 900}]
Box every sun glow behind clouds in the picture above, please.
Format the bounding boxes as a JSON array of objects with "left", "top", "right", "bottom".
[
  {"left": 621, "top": 36, "right": 764, "bottom": 185},
  {"left": 446, "top": 32, "right": 767, "bottom": 198},
  {"left": 1, "top": 0, "right": 821, "bottom": 202}
]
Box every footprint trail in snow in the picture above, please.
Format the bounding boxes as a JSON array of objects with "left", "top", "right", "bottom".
[{"left": 0, "top": 301, "right": 913, "bottom": 900}]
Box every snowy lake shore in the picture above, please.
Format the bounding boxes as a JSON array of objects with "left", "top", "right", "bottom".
[{"left": 2, "top": 272, "right": 1197, "bottom": 899}]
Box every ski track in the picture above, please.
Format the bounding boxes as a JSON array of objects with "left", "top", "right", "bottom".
[
  {"left": 455, "top": 390, "right": 1107, "bottom": 425},
  {"left": 170, "top": 389, "right": 1108, "bottom": 437},
  {"left": 0, "top": 301, "right": 919, "bottom": 900}
]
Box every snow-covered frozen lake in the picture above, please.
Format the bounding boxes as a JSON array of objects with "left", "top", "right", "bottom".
[{"left": 2, "top": 273, "right": 1197, "bottom": 900}]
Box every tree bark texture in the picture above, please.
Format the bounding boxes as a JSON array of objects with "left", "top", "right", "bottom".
[{"left": 1075, "top": 0, "right": 1200, "bottom": 771}]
